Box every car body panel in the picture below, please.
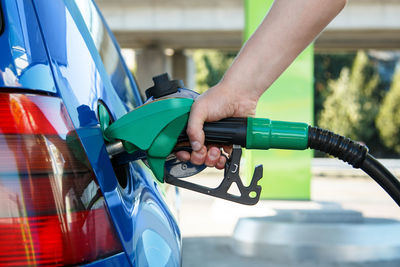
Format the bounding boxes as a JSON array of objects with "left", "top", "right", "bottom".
[
  {"left": 0, "top": 0, "right": 182, "bottom": 265},
  {"left": 0, "top": 0, "right": 56, "bottom": 92}
]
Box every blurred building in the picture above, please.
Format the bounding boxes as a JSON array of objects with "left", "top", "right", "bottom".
[{"left": 96, "top": 0, "right": 400, "bottom": 93}]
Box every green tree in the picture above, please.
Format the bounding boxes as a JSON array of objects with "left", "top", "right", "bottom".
[
  {"left": 314, "top": 53, "right": 356, "bottom": 123},
  {"left": 194, "top": 50, "right": 237, "bottom": 93},
  {"left": 319, "top": 51, "right": 381, "bottom": 145},
  {"left": 376, "top": 68, "right": 400, "bottom": 153}
]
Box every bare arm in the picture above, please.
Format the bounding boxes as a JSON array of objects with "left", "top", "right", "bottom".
[{"left": 178, "top": 0, "right": 347, "bottom": 168}]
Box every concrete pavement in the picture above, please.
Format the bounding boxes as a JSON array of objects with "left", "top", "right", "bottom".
[{"left": 179, "top": 165, "right": 400, "bottom": 267}]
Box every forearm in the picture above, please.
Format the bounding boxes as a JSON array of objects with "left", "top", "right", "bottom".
[
  {"left": 183, "top": 0, "right": 347, "bottom": 162},
  {"left": 221, "top": 0, "right": 347, "bottom": 99}
]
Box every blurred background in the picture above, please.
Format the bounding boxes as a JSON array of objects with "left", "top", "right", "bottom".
[{"left": 97, "top": 0, "right": 400, "bottom": 266}]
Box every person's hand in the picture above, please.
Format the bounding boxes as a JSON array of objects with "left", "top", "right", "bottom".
[
  {"left": 175, "top": 81, "right": 259, "bottom": 168},
  {"left": 174, "top": 0, "right": 347, "bottom": 168}
]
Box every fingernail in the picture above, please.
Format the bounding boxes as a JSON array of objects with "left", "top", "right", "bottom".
[
  {"left": 209, "top": 149, "right": 219, "bottom": 159},
  {"left": 191, "top": 141, "right": 201, "bottom": 151}
]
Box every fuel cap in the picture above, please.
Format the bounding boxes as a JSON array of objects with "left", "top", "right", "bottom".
[{"left": 145, "top": 73, "right": 184, "bottom": 99}]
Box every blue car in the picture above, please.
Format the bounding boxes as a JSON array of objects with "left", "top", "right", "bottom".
[{"left": 0, "top": 0, "right": 181, "bottom": 266}]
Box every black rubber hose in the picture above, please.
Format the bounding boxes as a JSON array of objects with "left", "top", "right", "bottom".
[
  {"left": 308, "top": 126, "right": 368, "bottom": 168},
  {"left": 361, "top": 154, "right": 400, "bottom": 206},
  {"left": 308, "top": 126, "right": 400, "bottom": 207}
]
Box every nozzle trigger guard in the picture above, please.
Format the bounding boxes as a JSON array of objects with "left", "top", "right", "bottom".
[{"left": 165, "top": 145, "right": 263, "bottom": 205}]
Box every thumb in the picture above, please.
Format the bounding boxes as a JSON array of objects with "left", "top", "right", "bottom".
[{"left": 186, "top": 100, "right": 207, "bottom": 152}]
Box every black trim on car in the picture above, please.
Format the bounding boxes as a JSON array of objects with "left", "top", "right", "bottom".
[{"left": 0, "top": 1, "right": 4, "bottom": 36}]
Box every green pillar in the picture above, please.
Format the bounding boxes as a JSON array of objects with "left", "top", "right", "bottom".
[{"left": 244, "top": 0, "right": 313, "bottom": 199}]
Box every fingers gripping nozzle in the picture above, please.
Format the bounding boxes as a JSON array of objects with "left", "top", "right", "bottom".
[
  {"left": 100, "top": 97, "right": 263, "bottom": 205},
  {"left": 99, "top": 73, "right": 264, "bottom": 205}
]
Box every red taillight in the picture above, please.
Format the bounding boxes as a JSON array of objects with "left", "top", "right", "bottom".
[{"left": 0, "top": 93, "right": 122, "bottom": 266}]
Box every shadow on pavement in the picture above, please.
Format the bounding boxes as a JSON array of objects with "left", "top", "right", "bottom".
[{"left": 182, "top": 236, "right": 400, "bottom": 267}]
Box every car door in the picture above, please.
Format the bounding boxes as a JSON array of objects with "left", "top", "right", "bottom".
[
  {"left": 32, "top": 0, "right": 182, "bottom": 265},
  {"left": 0, "top": 0, "right": 126, "bottom": 265}
]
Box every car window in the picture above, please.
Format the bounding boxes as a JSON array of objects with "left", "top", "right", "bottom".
[{"left": 74, "top": 0, "right": 142, "bottom": 109}]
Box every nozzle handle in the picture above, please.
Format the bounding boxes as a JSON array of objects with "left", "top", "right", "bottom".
[
  {"left": 177, "top": 117, "right": 247, "bottom": 146},
  {"left": 177, "top": 117, "right": 309, "bottom": 151}
]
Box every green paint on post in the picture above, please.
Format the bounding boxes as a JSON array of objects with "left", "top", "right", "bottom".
[{"left": 244, "top": 0, "right": 313, "bottom": 200}]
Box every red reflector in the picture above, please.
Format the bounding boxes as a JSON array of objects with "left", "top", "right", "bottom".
[
  {"left": 0, "top": 93, "right": 73, "bottom": 134},
  {"left": 0, "top": 206, "right": 121, "bottom": 266},
  {"left": 0, "top": 134, "right": 90, "bottom": 174},
  {"left": 0, "top": 92, "right": 123, "bottom": 265}
]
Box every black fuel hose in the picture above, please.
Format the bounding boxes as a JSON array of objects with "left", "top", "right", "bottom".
[
  {"left": 308, "top": 126, "right": 400, "bottom": 207},
  {"left": 177, "top": 121, "right": 400, "bottom": 206},
  {"left": 361, "top": 154, "right": 400, "bottom": 206}
]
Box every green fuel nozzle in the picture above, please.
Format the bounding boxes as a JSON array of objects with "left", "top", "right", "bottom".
[
  {"left": 99, "top": 73, "right": 310, "bottom": 205},
  {"left": 99, "top": 82, "right": 309, "bottom": 205},
  {"left": 103, "top": 97, "right": 193, "bottom": 180},
  {"left": 100, "top": 73, "right": 400, "bottom": 207},
  {"left": 101, "top": 97, "right": 309, "bottom": 182}
]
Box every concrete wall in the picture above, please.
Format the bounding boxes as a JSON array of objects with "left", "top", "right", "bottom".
[
  {"left": 96, "top": 0, "right": 400, "bottom": 89},
  {"left": 97, "top": 0, "right": 400, "bottom": 50}
]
